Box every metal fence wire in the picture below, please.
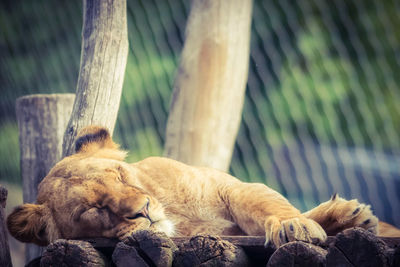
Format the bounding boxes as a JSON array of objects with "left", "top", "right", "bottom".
[{"left": 1, "top": 0, "right": 400, "bottom": 227}]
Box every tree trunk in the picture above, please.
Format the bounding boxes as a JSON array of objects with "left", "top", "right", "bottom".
[
  {"left": 16, "top": 94, "right": 75, "bottom": 263},
  {"left": 0, "top": 186, "right": 12, "bottom": 267},
  {"left": 62, "top": 0, "right": 129, "bottom": 157},
  {"left": 163, "top": 0, "right": 253, "bottom": 171}
]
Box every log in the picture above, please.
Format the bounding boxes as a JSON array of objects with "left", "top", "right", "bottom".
[
  {"left": 267, "top": 241, "right": 327, "bottom": 267},
  {"left": 164, "top": 0, "right": 253, "bottom": 171},
  {"left": 113, "top": 230, "right": 177, "bottom": 267},
  {"left": 40, "top": 239, "right": 109, "bottom": 267},
  {"left": 326, "top": 228, "right": 389, "bottom": 267},
  {"left": 391, "top": 246, "right": 400, "bottom": 267},
  {"left": 112, "top": 242, "right": 149, "bottom": 267},
  {"left": 86, "top": 235, "right": 400, "bottom": 252},
  {"left": 173, "top": 234, "right": 250, "bottom": 267},
  {"left": 15, "top": 94, "right": 75, "bottom": 263},
  {"left": 62, "top": 0, "right": 129, "bottom": 157},
  {"left": 27, "top": 233, "right": 400, "bottom": 266},
  {"left": 86, "top": 234, "right": 400, "bottom": 266},
  {"left": 0, "top": 186, "right": 12, "bottom": 267},
  {"left": 25, "top": 257, "right": 40, "bottom": 267}
]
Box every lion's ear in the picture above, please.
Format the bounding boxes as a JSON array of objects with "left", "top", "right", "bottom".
[
  {"left": 74, "top": 126, "right": 119, "bottom": 153},
  {"left": 7, "top": 203, "right": 52, "bottom": 246}
]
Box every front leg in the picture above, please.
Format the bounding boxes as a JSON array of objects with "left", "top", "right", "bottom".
[{"left": 222, "top": 182, "right": 327, "bottom": 248}]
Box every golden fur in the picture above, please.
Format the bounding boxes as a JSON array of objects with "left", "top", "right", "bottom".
[{"left": 7, "top": 126, "right": 400, "bottom": 248}]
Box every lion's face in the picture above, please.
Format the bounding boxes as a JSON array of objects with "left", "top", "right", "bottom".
[{"left": 7, "top": 126, "right": 174, "bottom": 245}]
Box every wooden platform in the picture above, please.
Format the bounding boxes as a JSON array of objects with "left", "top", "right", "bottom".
[{"left": 25, "top": 230, "right": 400, "bottom": 266}]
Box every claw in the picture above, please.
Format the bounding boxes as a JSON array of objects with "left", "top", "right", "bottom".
[
  {"left": 302, "top": 225, "right": 309, "bottom": 235},
  {"left": 279, "top": 228, "right": 288, "bottom": 244},
  {"left": 264, "top": 240, "right": 272, "bottom": 248},
  {"left": 363, "top": 219, "right": 370, "bottom": 225},
  {"left": 352, "top": 207, "right": 361, "bottom": 215}
]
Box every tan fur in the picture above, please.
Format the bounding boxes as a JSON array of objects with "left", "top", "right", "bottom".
[
  {"left": 7, "top": 126, "right": 400, "bottom": 248},
  {"left": 377, "top": 221, "right": 400, "bottom": 237}
]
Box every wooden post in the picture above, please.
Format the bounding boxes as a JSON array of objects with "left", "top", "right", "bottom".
[
  {"left": 0, "top": 186, "right": 12, "bottom": 267},
  {"left": 164, "top": 0, "right": 253, "bottom": 171},
  {"left": 16, "top": 94, "right": 75, "bottom": 263},
  {"left": 62, "top": 0, "right": 129, "bottom": 157}
]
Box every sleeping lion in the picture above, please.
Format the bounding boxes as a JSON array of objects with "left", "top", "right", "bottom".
[{"left": 7, "top": 126, "right": 400, "bottom": 248}]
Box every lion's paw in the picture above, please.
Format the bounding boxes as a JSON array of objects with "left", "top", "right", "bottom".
[
  {"left": 116, "top": 224, "right": 136, "bottom": 241},
  {"left": 321, "top": 194, "right": 378, "bottom": 236},
  {"left": 264, "top": 216, "right": 327, "bottom": 248},
  {"left": 116, "top": 222, "right": 148, "bottom": 242}
]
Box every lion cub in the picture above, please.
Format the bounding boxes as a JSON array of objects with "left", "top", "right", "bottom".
[{"left": 7, "top": 126, "right": 397, "bottom": 248}]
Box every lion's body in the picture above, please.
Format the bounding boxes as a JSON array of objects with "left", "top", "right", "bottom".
[{"left": 7, "top": 126, "right": 400, "bottom": 248}]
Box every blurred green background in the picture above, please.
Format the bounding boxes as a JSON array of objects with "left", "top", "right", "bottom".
[{"left": 1, "top": 0, "right": 400, "bottom": 229}]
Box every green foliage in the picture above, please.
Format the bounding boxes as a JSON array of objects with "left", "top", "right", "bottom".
[
  {"left": 243, "top": 0, "right": 400, "bottom": 154},
  {"left": 265, "top": 19, "right": 357, "bottom": 146},
  {"left": 0, "top": 121, "right": 20, "bottom": 184},
  {"left": 122, "top": 128, "right": 164, "bottom": 163}
]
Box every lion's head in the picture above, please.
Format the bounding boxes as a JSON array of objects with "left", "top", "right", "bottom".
[{"left": 7, "top": 126, "right": 174, "bottom": 246}]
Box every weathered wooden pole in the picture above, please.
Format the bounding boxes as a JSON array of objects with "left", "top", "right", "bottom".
[
  {"left": 15, "top": 94, "right": 75, "bottom": 263},
  {"left": 62, "top": 0, "right": 129, "bottom": 157},
  {"left": 0, "top": 186, "right": 12, "bottom": 267},
  {"left": 164, "top": 0, "right": 253, "bottom": 171}
]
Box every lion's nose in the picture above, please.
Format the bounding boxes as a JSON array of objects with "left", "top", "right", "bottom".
[
  {"left": 125, "top": 198, "right": 152, "bottom": 222},
  {"left": 139, "top": 199, "right": 150, "bottom": 218}
]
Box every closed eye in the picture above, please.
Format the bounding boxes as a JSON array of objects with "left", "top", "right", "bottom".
[{"left": 125, "top": 213, "right": 146, "bottom": 220}]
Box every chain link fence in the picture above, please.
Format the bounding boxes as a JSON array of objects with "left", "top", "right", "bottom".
[{"left": 1, "top": 0, "right": 400, "bottom": 227}]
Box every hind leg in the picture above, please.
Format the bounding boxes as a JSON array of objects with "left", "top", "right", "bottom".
[{"left": 302, "top": 194, "right": 378, "bottom": 236}]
